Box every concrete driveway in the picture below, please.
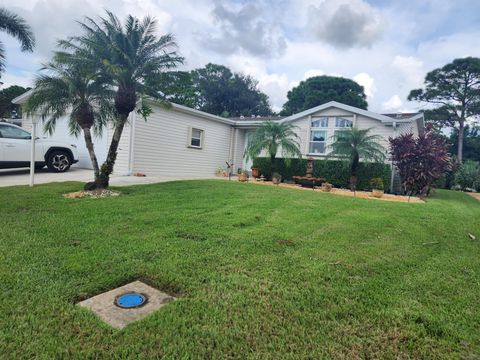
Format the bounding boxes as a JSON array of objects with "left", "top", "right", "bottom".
[{"left": 0, "top": 166, "right": 218, "bottom": 187}]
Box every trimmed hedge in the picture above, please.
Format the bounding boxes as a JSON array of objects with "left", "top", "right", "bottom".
[{"left": 252, "top": 157, "right": 391, "bottom": 191}]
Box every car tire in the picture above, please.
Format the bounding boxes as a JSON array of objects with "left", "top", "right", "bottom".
[{"left": 46, "top": 150, "right": 71, "bottom": 173}]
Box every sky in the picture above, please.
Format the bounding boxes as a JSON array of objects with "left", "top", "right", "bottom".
[{"left": 2, "top": 0, "right": 480, "bottom": 113}]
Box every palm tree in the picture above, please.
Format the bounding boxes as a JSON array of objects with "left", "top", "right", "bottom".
[
  {"left": 0, "top": 8, "right": 35, "bottom": 75},
  {"left": 60, "top": 11, "right": 184, "bottom": 188},
  {"left": 330, "top": 127, "right": 386, "bottom": 191},
  {"left": 245, "top": 121, "right": 302, "bottom": 178},
  {"left": 25, "top": 53, "right": 115, "bottom": 187}
]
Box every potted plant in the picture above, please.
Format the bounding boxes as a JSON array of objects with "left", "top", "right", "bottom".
[
  {"left": 238, "top": 170, "right": 249, "bottom": 182},
  {"left": 251, "top": 167, "right": 260, "bottom": 178},
  {"left": 272, "top": 172, "right": 282, "bottom": 185},
  {"left": 321, "top": 182, "right": 332, "bottom": 192},
  {"left": 370, "top": 178, "right": 384, "bottom": 198}
]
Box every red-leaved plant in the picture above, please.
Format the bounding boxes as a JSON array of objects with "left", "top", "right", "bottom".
[{"left": 389, "top": 125, "right": 451, "bottom": 196}]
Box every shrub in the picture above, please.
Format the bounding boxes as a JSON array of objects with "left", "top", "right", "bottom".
[
  {"left": 389, "top": 125, "right": 451, "bottom": 196},
  {"left": 454, "top": 161, "right": 480, "bottom": 191},
  {"left": 370, "top": 178, "right": 384, "bottom": 190},
  {"left": 252, "top": 157, "right": 391, "bottom": 191}
]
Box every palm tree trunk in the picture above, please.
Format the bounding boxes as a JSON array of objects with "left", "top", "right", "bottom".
[
  {"left": 98, "top": 113, "right": 128, "bottom": 188},
  {"left": 270, "top": 154, "right": 276, "bottom": 180},
  {"left": 457, "top": 119, "right": 465, "bottom": 163},
  {"left": 82, "top": 127, "right": 100, "bottom": 183},
  {"left": 350, "top": 153, "right": 359, "bottom": 192}
]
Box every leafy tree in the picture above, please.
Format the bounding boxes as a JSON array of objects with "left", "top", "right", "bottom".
[
  {"left": 0, "top": 8, "right": 35, "bottom": 76},
  {"left": 389, "top": 125, "right": 451, "bottom": 196},
  {"left": 454, "top": 160, "right": 480, "bottom": 191},
  {"left": 281, "top": 76, "right": 368, "bottom": 116},
  {"left": 0, "top": 85, "right": 29, "bottom": 117},
  {"left": 449, "top": 125, "right": 480, "bottom": 162},
  {"left": 191, "top": 63, "right": 272, "bottom": 117},
  {"left": 408, "top": 57, "right": 480, "bottom": 163},
  {"left": 329, "top": 128, "right": 385, "bottom": 191},
  {"left": 25, "top": 54, "right": 115, "bottom": 185},
  {"left": 156, "top": 71, "right": 199, "bottom": 109},
  {"left": 245, "top": 122, "right": 301, "bottom": 178},
  {"left": 61, "top": 11, "right": 184, "bottom": 188}
]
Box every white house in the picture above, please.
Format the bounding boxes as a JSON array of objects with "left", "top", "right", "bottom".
[{"left": 13, "top": 91, "right": 424, "bottom": 178}]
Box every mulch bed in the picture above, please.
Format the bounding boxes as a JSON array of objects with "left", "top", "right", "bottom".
[
  {"left": 63, "top": 189, "right": 121, "bottom": 199},
  {"left": 246, "top": 180, "right": 424, "bottom": 203}
]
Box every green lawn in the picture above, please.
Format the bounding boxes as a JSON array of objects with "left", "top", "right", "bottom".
[{"left": 1, "top": 181, "right": 479, "bottom": 359}]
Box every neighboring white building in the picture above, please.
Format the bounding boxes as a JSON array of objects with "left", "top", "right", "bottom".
[{"left": 13, "top": 92, "right": 424, "bottom": 178}]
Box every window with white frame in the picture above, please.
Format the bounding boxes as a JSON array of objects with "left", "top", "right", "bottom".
[
  {"left": 188, "top": 127, "right": 204, "bottom": 148},
  {"left": 309, "top": 130, "right": 327, "bottom": 154},
  {"left": 335, "top": 117, "right": 353, "bottom": 128},
  {"left": 309, "top": 117, "right": 328, "bottom": 154},
  {"left": 311, "top": 117, "right": 328, "bottom": 128}
]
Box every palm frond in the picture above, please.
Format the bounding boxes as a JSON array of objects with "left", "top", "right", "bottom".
[{"left": 0, "top": 8, "right": 35, "bottom": 51}]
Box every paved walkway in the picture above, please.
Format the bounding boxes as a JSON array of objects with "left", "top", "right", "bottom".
[{"left": 0, "top": 167, "right": 218, "bottom": 187}]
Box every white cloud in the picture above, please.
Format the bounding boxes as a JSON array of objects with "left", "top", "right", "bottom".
[
  {"left": 382, "top": 95, "right": 403, "bottom": 111},
  {"left": 353, "top": 72, "right": 376, "bottom": 98},
  {"left": 391, "top": 55, "right": 424, "bottom": 86},
  {"left": 303, "top": 69, "right": 325, "bottom": 79}
]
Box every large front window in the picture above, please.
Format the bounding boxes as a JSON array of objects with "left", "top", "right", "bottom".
[
  {"left": 335, "top": 117, "right": 353, "bottom": 128},
  {"left": 309, "top": 130, "right": 327, "bottom": 154},
  {"left": 311, "top": 117, "right": 328, "bottom": 128}
]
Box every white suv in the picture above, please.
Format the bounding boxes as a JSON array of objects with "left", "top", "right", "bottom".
[{"left": 0, "top": 122, "right": 79, "bottom": 172}]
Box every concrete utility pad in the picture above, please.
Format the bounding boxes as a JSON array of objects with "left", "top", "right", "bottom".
[{"left": 78, "top": 281, "right": 175, "bottom": 329}]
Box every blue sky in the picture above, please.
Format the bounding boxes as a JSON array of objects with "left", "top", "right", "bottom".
[{"left": 2, "top": 0, "right": 480, "bottom": 113}]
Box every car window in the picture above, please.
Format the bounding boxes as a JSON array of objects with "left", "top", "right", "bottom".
[{"left": 0, "top": 124, "right": 31, "bottom": 139}]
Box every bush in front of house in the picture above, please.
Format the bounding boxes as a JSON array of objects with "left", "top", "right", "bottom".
[
  {"left": 252, "top": 157, "right": 391, "bottom": 190},
  {"left": 454, "top": 161, "right": 480, "bottom": 191},
  {"left": 389, "top": 125, "right": 451, "bottom": 196}
]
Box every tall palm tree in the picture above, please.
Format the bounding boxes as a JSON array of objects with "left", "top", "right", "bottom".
[
  {"left": 330, "top": 127, "right": 386, "bottom": 190},
  {"left": 245, "top": 121, "right": 302, "bottom": 178},
  {"left": 0, "top": 8, "right": 35, "bottom": 75},
  {"left": 25, "top": 53, "right": 115, "bottom": 187},
  {"left": 60, "top": 11, "right": 184, "bottom": 188}
]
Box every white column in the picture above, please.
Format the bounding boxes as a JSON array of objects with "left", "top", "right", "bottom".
[{"left": 29, "top": 118, "right": 38, "bottom": 187}]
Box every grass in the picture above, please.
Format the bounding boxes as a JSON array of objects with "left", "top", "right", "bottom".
[{"left": 1, "top": 180, "right": 479, "bottom": 359}]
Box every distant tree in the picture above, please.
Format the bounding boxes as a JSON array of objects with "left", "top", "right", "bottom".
[
  {"left": 329, "top": 128, "right": 385, "bottom": 191},
  {"left": 0, "top": 85, "right": 29, "bottom": 117},
  {"left": 389, "top": 125, "right": 451, "bottom": 196},
  {"left": 408, "top": 57, "right": 480, "bottom": 163},
  {"left": 156, "top": 71, "right": 199, "bottom": 109},
  {"left": 245, "top": 122, "right": 301, "bottom": 178},
  {"left": 449, "top": 125, "right": 480, "bottom": 162},
  {"left": 280, "top": 76, "right": 368, "bottom": 116},
  {"left": 0, "top": 8, "right": 35, "bottom": 76},
  {"left": 191, "top": 63, "right": 272, "bottom": 117}
]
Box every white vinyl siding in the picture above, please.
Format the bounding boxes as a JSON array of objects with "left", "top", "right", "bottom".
[
  {"left": 107, "top": 116, "right": 132, "bottom": 175},
  {"left": 131, "top": 104, "right": 232, "bottom": 177},
  {"left": 232, "top": 128, "right": 246, "bottom": 172}
]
